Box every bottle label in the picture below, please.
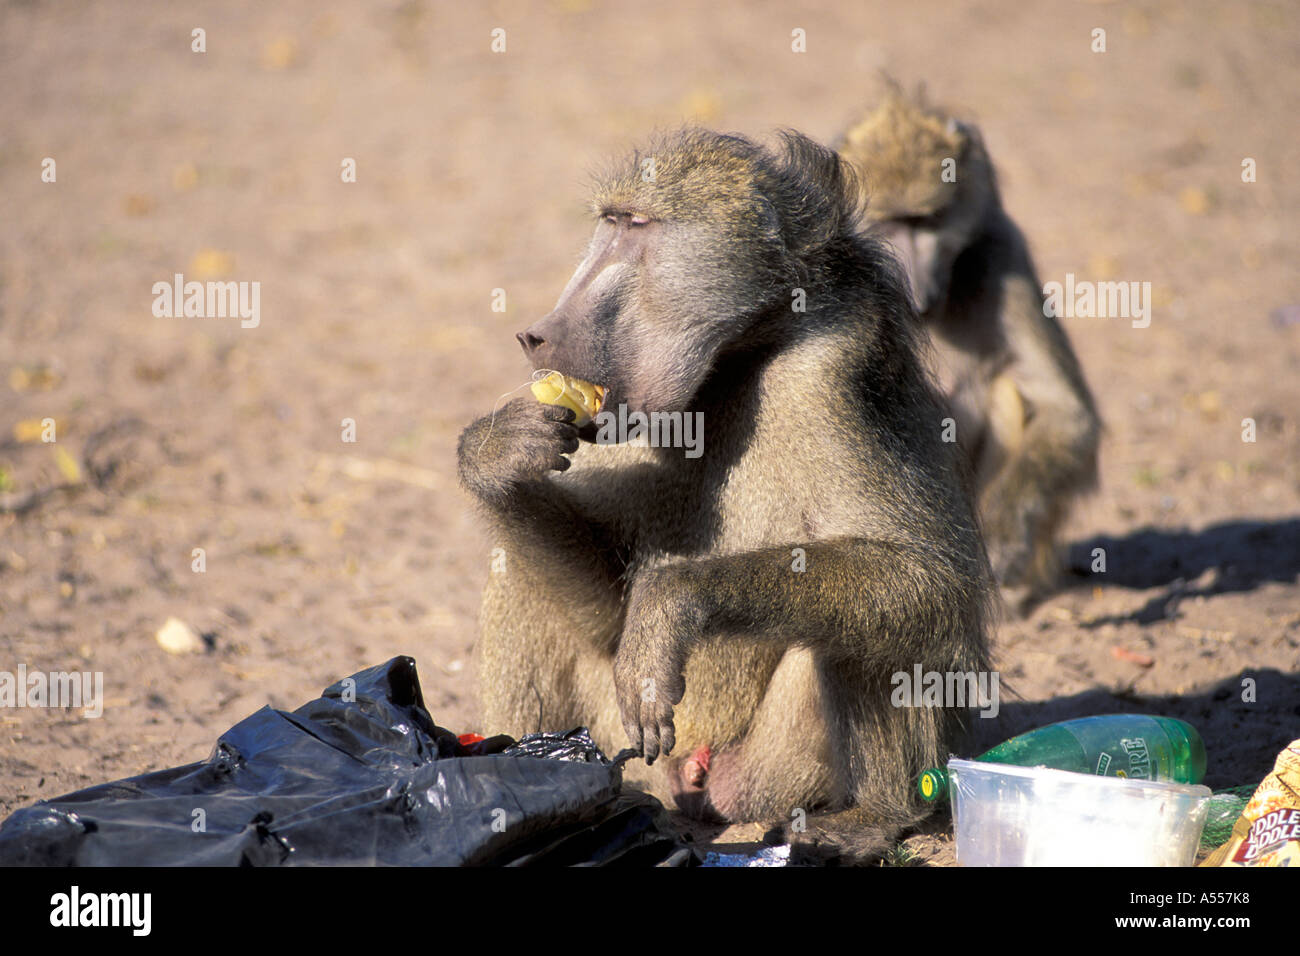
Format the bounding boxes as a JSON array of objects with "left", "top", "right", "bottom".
[{"left": 1119, "top": 737, "right": 1152, "bottom": 779}]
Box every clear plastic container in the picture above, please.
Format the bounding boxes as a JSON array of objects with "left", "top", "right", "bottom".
[{"left": 949, "top": 758, "right": 1212, "bottom": 866}]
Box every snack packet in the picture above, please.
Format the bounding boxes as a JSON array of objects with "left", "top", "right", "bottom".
[{"left": 1201, "top": 737, "right": 1300, "bottom": 866}]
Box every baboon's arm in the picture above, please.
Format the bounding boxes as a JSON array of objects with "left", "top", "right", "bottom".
[
  {"left": 458, "top": 399, "right": 624, "bottom": 581},
  {"left": 615, "top": 536, "right": 979, "bottom": 760},
  {"left": 487, "top": 479, "right": 625, "bottom": 576}
]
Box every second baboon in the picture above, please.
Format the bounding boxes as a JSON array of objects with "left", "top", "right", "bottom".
[
  {"left": 458, "top": 128, "right": 993, "bottom": 863},
  {"left": 837, "top": 90, "right": 1102, "bottom": 607}
]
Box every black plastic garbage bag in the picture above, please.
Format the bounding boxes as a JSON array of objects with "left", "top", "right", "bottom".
[{"left": 0, "top": 656, "right": 696, "bottom": 866}]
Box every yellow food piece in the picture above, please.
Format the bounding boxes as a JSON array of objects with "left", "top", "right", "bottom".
[{"left": 530, "top": 372, "right": 606, "bottom": 426}]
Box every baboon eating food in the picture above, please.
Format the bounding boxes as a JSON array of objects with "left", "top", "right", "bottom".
[
  {"left": 458, "top": 128, "right": 993, "bottom": 863},
  {"left": 837, "top": 90, "right": 1102, "bottom": 608}
]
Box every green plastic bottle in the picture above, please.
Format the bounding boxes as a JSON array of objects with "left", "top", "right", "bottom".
[{"left": 918, "top": 714, "right": 1206, "bottom": 802}]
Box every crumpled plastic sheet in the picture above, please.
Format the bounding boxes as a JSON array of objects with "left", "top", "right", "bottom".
[
  {"left": 701, "top": 845, "right": 790, "bottom": 867},
  {"left": 0, "top": 656, "right": 696, "bottom": 867}
]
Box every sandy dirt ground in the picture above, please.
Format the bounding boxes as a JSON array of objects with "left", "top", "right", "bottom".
[{"left": 1, "top": 0, "right": 1297, "bottom": 865}]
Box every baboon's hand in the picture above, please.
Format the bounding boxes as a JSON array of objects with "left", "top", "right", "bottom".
[
  {"left": 614, "top": 569, "right": 699, "bottom": 764},
  {"left": 456, "top": 398, "right": 580, "bottom": 506}
]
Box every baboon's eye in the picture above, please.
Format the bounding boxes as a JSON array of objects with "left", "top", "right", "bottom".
[{"left": 603, "top": 212, "right": 651, "bottom": 226}]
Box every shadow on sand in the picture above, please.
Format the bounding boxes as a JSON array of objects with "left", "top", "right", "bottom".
[{"left": 1059, "top": 517, "right": 1300, "bottom": 626}]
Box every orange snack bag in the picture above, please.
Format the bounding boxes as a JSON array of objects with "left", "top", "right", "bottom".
[{"left": 1202, "top": 737, "right": 1300, "bottom": 867}]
